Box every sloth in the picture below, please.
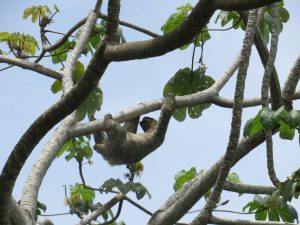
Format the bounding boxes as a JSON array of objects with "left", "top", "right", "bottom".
[{"left": 94, "top": 94, "right": 175, "bottom": 165}]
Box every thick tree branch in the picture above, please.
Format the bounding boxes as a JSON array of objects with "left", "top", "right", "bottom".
[
  {"left": 0, "top": 5, "right": 107, "bottom": 225},
  {"left": 210, "top": 216, "right": 298, "bottom": 225},
  {"left": 0, "top": 55, "right": 62, "bottom": 80},
  {"left": 189, "top": 9, "right": 258, "bottom": 225},
  {"left": 103, "top": 0, "right": 214, "bottom": 61},
  {"left": 282, "top": 55, "right": 300, "bottom": 110},
  {"left": 147, "top": 129, "right": 270, "bottom": 225},
  {"left": 223, "top": 181, "right": 274, "bottom": 195},
  {"left": 260, "top": 4, "right": 280, "bottom": 187},
  {"left": 213, "top": 0, "right": 281, "bottom": 11},
  {"left": 239, "top": 10, "right": 282, "bottom": 110}
]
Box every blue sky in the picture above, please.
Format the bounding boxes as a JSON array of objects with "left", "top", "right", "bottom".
[{"left": 1, "top": 1, "right": 300, "bottom": 224}]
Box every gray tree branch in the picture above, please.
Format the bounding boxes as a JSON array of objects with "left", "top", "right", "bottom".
[{"left": 0, "top": 55, "right": 62, "bottom": 80}]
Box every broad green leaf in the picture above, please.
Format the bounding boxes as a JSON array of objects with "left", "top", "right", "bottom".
[
  {"left": 279, "top": 180, "right": 294, "bottom": 202},
  {"left": 77, "top": 86, "right": 103, "bottom": 121},
  {"left": 163, "top": 68, "right": 214, "bottom": 121},
  {"left": 161, "top": 3, "right": 193, "bottom": 34},
  {"left": 173, "top": 167, "right": 197, "bottom": 191},
  {"left": 259, "top": 107, "right": 277, "bottom": 130},
  {"left": 215, "top": 11, "right": 245, "bottom": 30},
  {"left": 100, "top": 178, "right": 124, "bottom": 193},
  {"left": 172, "top": 107, "right": 187, "bottom": 122},
  {"left": 0, "top": 32, "right": 39, "bottom": 56},
  {"left": 243, "top": 115, "right": 264, "bottom": 137},
  {"left": 227, "top": 172, "right": 240, "bottom": 183},
  {"left": 51, "top": 40, "right": 73, "bottom": 64},
  {"left": 256, "top": 209, "right": 268, "bottom": 221},
  {"left": 279, "top": 7, "right": 290, "bottom": 23},
  {"left": 50, "top": 80, "right": 62, "bottom": 94},
  {"left": 56, "top": 140, "right": 72, "bottom": 158},
  {"left": 23, "top": 5, "right": 52, "bottom": 23},
  {"left": 124, "top": 182, "right": 151, "bottom": 200},
  {"left": 268, "top": 210, "right": 280, "bottom": 221},
  {"left": 279, "top": 207, "right": 293, "bottom": 222},
  {"left": 275, "top": 106, "right": 293, "bottom": 125},
  {"left": 279, "top": 120, "right": 295, "bottom": 140},
  {"left": 188, "top": 103, "right": 211, "bottom": 119},
  {"left": 73, "top": 61, "right": 85, "bottom": 82}
]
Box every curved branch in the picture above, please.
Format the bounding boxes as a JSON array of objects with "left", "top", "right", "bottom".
[
  {"left": 239, "top": 10, "right": 282, "bottom": 110},
  {"left": 0, "top": 55, "right": 62, "bottom": 80},
  {"left": 148, "top": 129, "right": 271, "bottom": 225},
  {"left": 260, "top": 4, "right": 280, "bottom": 187},
  {"left": 0, "top": 7, "right": 107, "bottom": 225},
  {"left": 189, "top": 9, "right": 258, "bottom": 225},
  {"left": 213, "top": 0, "right": 281, "bottom": 11},
  {"left": 282, "top": 55, "right": 300, "bottom": 110},
  {"left": 223, "top": 181, "right": 274, "bottom": 195},
  {"left": 103, "top": 0, "right": 215, "bottom": 61},
  {"left": 75, "top": 194, "right": 124, "bottom": 225},
  {"left": 210, "top": 216, "right": 298, "bottom": 225},
  {"left": 20, "top": 0, "right": 117, "bottom": 221}
]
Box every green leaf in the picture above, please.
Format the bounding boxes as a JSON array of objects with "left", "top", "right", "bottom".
[
  {"left": 215, "top": 11, "right": 245, "bottom": 30},
  {"left": 51, "top": 40, "right": 73, "bottom": 64},
  {"left": 100, "top": 178, "right": 124, "bottom": 193},
  {"left": 56, "top": 140, "right": 72, "bottom": 158},
  {"left": 279, "top": 120, "right": 295, "bottom": 140},
  {"left": 124, "top": 182, "right": 151, "bottom": 200},
  {"left": 73, "top": 61, "right": 85, "bottom": 82},
  {"left": 50, "top": 80, "right": 62, "bottom": 94},
  {"left": 188, "top": 103, "right": 211, "bottom": 119},
  {"left": 161, "top": 3, "right": 193, "bottom": 34},
  {"left": 23, "top": 5, "right": 52, "bottom": 23},
  {"left": 275, "top": 106, "right": 293, "bottom": 125},
  {"left": 256, "top": 209, "right": 267, "bottom": 221},
  {"left": 279, "top": 207, "right": 292, "bottom": 222},
  {"left": 227, "top": 172, "right": 240, "bottom": 183},
  {"left": 259, "top": 107, "right": 277, "bottom": 130},
  {"left": 163, "top": 68, "right": 214, "bottom": 121},
  {"left": 279, "top": 7, "right": 290, "bottom": 23},
  {"left": 279, "top": 180, "right": 294, "bottom": 202},
  {"left": 77, "top": 86, "right": 103, "bottom": 121},
  {"left": 243, "top": 115, "right": 264, "bottom": 137},
  {"left": 172, "top": 107, "right": 187, "bottom": 122},
  {"left": 53, "top": 4, "right": 60, "bottom": 12},
  {"left": 173, "top": 167, "right": 197, "bottom": 191},
  {"left": 268, "top": 210, "right": 280, "bottom": 221}
]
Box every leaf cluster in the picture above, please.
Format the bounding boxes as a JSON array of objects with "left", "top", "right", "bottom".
[
  {"left": 161, "top": 3, "right": 211, "bottom": 50},
  {"left": 243, "top": 194, "right": 298, "bottom": 222},
  {"left": 0, "top": 32, "right": 39, "bottom": 57},
  {"left": 244, "top": 106, "right": 300, "bottom": 141},
  {"left": 163, "top": 67, "right": 215, "bottom": 121},
  {"left": 56, "top": 136, "right": 93, "bottom": 162},
  {"left": 23, "top": 5, "right": 52, "bottom": 23},
  {"left": 100, "top": 178, "right": 151, "bottom": 200},
  {"left": 215, "top": 2, "right": 290, "bottom": 44},
  {"left": 66, "top": 183, "right": 95, "bottom": 216}
]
